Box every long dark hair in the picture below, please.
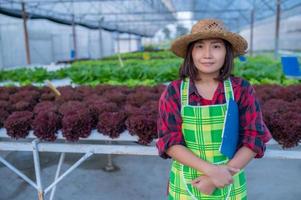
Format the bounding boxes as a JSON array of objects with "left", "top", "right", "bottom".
[{"left": 179, "top": 39, "right": 234, "bottom": 81}]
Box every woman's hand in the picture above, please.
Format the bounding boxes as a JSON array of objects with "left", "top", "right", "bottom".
[
  {"left": 204, "top": 165, "right": 240, "bottom": 188},
  {"left": 191, "top": 176, "right": 215, "bottom": 195}
]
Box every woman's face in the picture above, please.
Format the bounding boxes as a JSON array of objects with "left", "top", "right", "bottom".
[{"left": 191, "top": 38, "right": 226, "bottom": 77}]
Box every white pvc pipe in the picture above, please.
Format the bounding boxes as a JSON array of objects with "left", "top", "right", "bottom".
[
  {"left": 50, "top": 153, "right": 65, "bottom": 200},
  {"left": 44, "top": 151, "right": 93, "bottom": 194},
  {"left": 0, "top": 156, "right": 38, "bottom": 189},
  {"left": 32, "top": 139, "right": 44, "bottom": 200}
]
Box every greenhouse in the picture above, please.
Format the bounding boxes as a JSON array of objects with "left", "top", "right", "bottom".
[{"left": 0, "top": 0, "right": 301, "bottom": 199}]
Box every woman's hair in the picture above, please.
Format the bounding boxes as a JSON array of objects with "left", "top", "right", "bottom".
[{"left": 179, "top": 39, "right": 234, "bottom": 81}]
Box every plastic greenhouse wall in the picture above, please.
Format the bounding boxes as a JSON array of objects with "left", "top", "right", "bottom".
[
  {"left": 115, "top": 33, "right": 141, "bottom": 54},
  {"left": 240, "top": 15, "right": 301, "bottom": 52},
  {"left": 0, "top": 13, "right": 141, "bottom": 69},
  {"left": 0, "top": 16, "right": 27, "bottom": 68}
]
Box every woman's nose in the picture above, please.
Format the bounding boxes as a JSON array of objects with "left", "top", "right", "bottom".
[{"left": 203, "top": 45, "right": 212, "bottom": 58}]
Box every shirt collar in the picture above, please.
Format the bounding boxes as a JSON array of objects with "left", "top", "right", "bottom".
[{"left": 188, "top": 78, "right": 225, "bottom": 97}]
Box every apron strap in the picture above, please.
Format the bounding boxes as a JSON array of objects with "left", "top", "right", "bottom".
[
  {"left": 181, "top": 77, "right": 235, "bottom": 105},
  {"left": 180, "top": 78, "right": 189, "bottom": 106},
  {"left": 223, "top": 77, "right": 235, "bottom": 103}
]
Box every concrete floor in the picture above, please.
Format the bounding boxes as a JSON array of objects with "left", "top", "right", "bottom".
[{"left": 0, "top": 149, "right": 300, "bottom": 200}]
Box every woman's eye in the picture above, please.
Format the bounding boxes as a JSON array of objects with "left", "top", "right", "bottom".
[
  {"left": 196, "top": 45, "right": 203, "bottom": 48},
  {"left": 213, "top": 45, "right": 221, "bottom": 48}
]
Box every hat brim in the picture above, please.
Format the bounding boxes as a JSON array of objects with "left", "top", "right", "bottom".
[{"left": 171, "top": 30, "right": 248, "bottom": 58}]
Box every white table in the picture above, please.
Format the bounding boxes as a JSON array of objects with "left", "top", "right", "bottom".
[
  {"left": 0, "top": 128, "right": 300, "bottom": 200},
  {"left": 0, "top": 128, "right": 157, "bottom": 200}
]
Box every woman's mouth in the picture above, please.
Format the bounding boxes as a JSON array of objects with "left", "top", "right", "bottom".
[{"left": 201, "top": 62, "right": 214, "bottom": 67}]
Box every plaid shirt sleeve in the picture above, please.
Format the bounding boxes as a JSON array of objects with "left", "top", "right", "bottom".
[
  {"left": 156, "top": 80, "right": 186, "bottom": 159},
  {"left": 236, "top": 78, "right": 272, "bottom": 158}
]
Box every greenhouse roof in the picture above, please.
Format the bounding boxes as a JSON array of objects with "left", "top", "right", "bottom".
[{"left": 0, "top": 0, "right": 301, "bottom": 37}]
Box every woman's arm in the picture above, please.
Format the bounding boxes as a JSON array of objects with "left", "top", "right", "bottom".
[
  {"left": 167, "top": 145, "right": 212, "bottom": 172},
  {"left": 167, "top": 145, "right": 240, "bottom": 188},
  {"left": 227, "top": 146, "right": 256, "bottom": 174},
  {"left": 191, "top": 146, "right": 256, "bottom": 194}
]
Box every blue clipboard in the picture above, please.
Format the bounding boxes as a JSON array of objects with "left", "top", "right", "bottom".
[{"left": 220, "top": 99, "right": 239, "bottom": 159}]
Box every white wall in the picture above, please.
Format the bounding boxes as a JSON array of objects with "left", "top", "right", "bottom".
[
  {"left": 102, "top": 30, "right": 115, "bottom": 57},
  {"left": 240, "top": 15, "right": 301, "bottom": 52},
  {"left": 88, "top": 30, "right": 101, "bottom": 59},
  {"left": 0, "top": 14, "right": 141, "bottom": 69},
  {"left": 114, "top": 33, "right": 141, "bottom": 53},
  {"left": 0, "top": 21, "right": 27, "bottom": 68},
  {"left": 52, "top": 33, "right": 70, "bottom": 61},
  {"left": 29, "top": 31, "right": 53, "bottom": 64}
]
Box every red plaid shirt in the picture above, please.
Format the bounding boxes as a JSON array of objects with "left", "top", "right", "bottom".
[{"left": 156, "top": 76, "right": 272, "bottom": 159}]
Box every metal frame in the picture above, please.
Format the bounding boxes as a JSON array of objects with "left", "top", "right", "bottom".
[
  {"left": 1, "top": 0, "right": 301, "bottom": 37},
  {"left": 1, "top": 0, "right": 301, "bottom": 60},
  {"left": 0, "top": 0, "right": 177, "bottom": 37},
  {"left": 0, "top": 129, "right": 157, "bottom": 200},
  {"left": 0, "top": 128, "right": 300, "bottom": 200}
]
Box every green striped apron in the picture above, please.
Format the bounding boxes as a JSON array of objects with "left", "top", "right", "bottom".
[{"left": 168, "top": 78, "right": 247, "bottom": 200}]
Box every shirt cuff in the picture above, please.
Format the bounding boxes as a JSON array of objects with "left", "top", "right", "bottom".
[
  {"left": 156, "top": 132, "right": 186, "bottom": 159},
  {"left": 241, "top": 135, "right": 267, "bottom": 158}
]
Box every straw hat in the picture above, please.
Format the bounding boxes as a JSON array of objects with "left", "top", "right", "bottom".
[{"left": 171, "top": 19, "right": 248, "bottom": 58}]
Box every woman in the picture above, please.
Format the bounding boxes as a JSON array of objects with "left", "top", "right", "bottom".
[{"left": 156, "top": 19, "right": 272, "bottom": 199}]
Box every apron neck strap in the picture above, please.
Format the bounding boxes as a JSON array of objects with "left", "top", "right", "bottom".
[
  {"left": 224, "top": 77, "right": 235, "bottom": 102},
  {"left": 181, "top": 78, "right": 189, "bottom": 106},
  {"left": 180, "top": 77, "right": 235, "bottom": 106}
]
